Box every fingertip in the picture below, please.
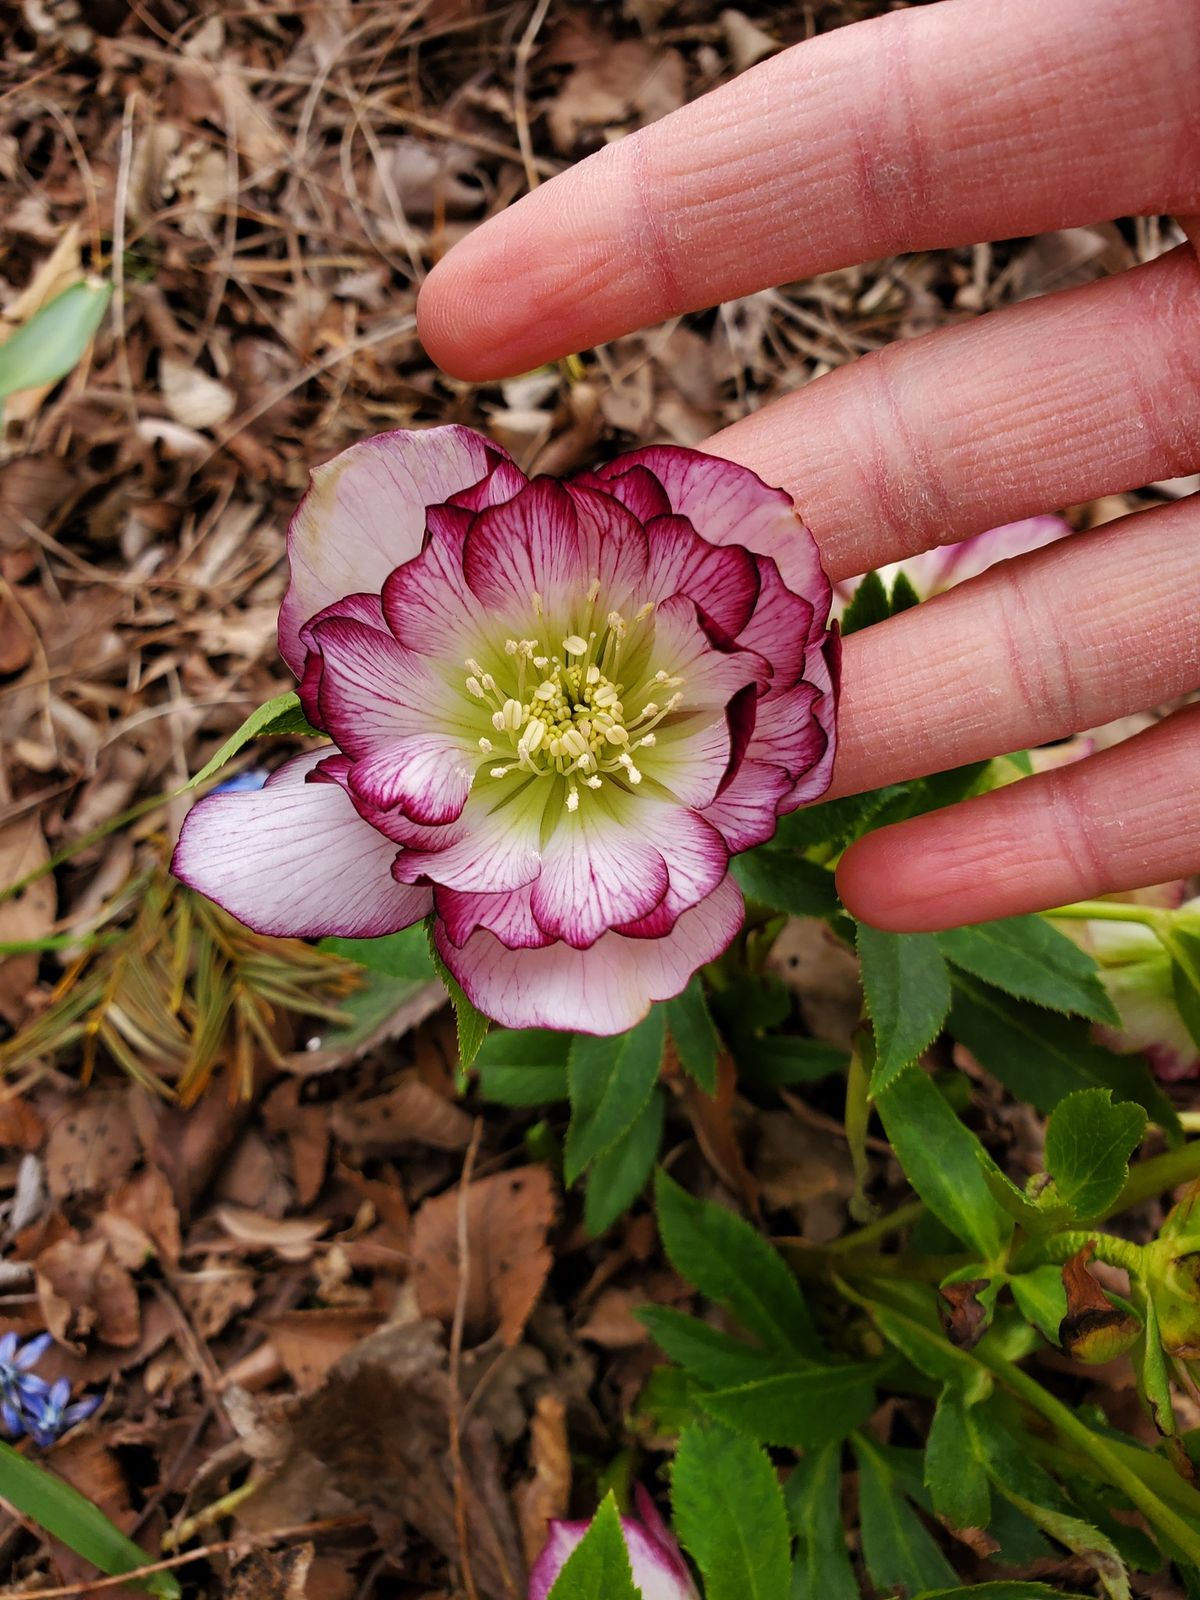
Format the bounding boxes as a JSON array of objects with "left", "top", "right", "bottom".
[
  {"left": 835, "top": 828, "right": 942, "bottom": 933},
  {"left": 417, "top": 248, "right": 508, "bottom": 381}
]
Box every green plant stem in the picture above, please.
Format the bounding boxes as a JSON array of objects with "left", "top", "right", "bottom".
[
  {"left": 1013, "top": 1230, "right": 1146, "bottom": 1275},
  {"left": 0, "top": 932, "right": 114, "bottom": 955},
  {"left": 0, "top": 790, "right": 176, "bottom": 907},
  {"left": 983, "top": 1348, "right": 1200, "bottom": 1566},
  {"left": 824, "top": 1198, "right": 926, "bottom": 1254},
  {"left": 1108, "top": 1140, "right": 1200, "bottom": 1215},
  {"left": 779, "top": 1240, "right": 966, "bottom": 1282},
  {"left": 1046, "top": 899, "right": 1167, "bottom": 928}
]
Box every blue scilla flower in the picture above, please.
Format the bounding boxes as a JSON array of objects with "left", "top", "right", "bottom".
[
  {"left": 22, "top": 1378, "right": 102, "bottom": 1448},
  {"left": 212, "top": 766, "right": 270, "bottom": 795},
  {"left": 0, "top": 1332, "right": 51, "bottom": 1437}
]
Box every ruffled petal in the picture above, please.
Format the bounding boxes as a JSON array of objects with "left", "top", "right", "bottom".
[
  {"left": 296, "top": 592, "right": 385, "bottom": 728},
  {"left": 612, "top": 803, "right": 729, "bottom": 938},
  {"left": 529, "top": 802, "right": 670, "bottom": 948},
  {"left": 381, "top": 505, "right": 484, "bottom": 657},
  {"left": 650, "top": 593, "right": 768, "bottom": 709},
  {"left": 433, "top": 884, "right": 552, "bottom": 950},
  {"left": 310, "top": 615, "right": 477, "bottom": 823},
  {"left": 438, "top": 874, "right": 743, "bottom": 1033},
  {"left": 279, "top": 426, "right": 507, "bottom": 673},
  {"left": 700, "top": 758, "right": 792, "bottom": 853},
  {"left": 642, "top": 514, "right": 760, "bottom": 640},
  {"left": 172, "top": 751, "right": 431, "bottom": 938},
  {"left": 392, "top": 776, "right": 545, "bottom": 893},
  {"left": 463, "top": 479, "right": 648, "bottom": 628},
  {"left": 594, "top": 445, "right": 829, "bottom": 609},
  {"left": 734, "top": 556, "right": 818, "bottom": 684},
  {"left": 571, "top": 463, "right": 672, "bottom": 523},
  {"left": 446, "top": 457, "right": 528, "bottom": 510}
]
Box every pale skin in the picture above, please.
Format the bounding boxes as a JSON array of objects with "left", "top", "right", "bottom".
[{"left": 416, "top": 0, "right": 1200, "bottom": 933}]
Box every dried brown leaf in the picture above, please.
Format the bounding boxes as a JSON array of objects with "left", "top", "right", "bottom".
[
  {"left": 36, "top": 1235, "right": 140, "bottom": 1350},
  {"left": 45, "top": 1093, "right": 140, "bottom": 1203},
  {"left": 331, "top": 1073, "right": 473, "bottom": 1154},
  {"left": 411, "top": 1165, "right": 556, "bottom": 1347}
]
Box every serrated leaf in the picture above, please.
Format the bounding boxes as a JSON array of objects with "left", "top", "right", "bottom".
[
  {"left": 546, "top": 1492, "right": 640, "bottom": 1600},
  {"left": 1163, "top": 925, "right": 1200, "bottom": 1049},
  {"left": 854, "top": 1435, "right": 958, "bottom": 1594},
  {"left": 0, "top": 1441, "right": 179, "bottom": 1596},
  {"left": 672, "top": 1423, "right": 791, "bottom": 1600},
  {"left": 857, "top": 925, "right": 951, "bottom": 1091},
  {"left": 698, "top": 1364, "right": 875, "bottom": 1448},
  {"left": 187, "top": 690, "right": 322, "bottom": 789},
  {"left": 786, "top": 1443, "right": 860, "bottom": 1600},
  {"left": 1043, "top": 1088, "right": 1147, "bottom": 1222},
  {"left": 654, "top": 1169, "right": 819, "bottom": 1356},
  {"left": 427, "top": 932, "right": 489, "bottom": 1074},
  {"left": 916, "top": 1587, "right": 1092, "bottom": 1599},
  {"left": 875, "top": 1067, "right": 1011, "bottom": 1259},
  {"left": 0, "top": 279, "right": 112, "bottom": 402},
  {"left": 992, "top": 1490, "right": 1130, "bottom": 1600},
  {"left": 936, "top": 916, "right": 1118, "bottom": 1024},
  {"left": 474, "top": 1028, "right": 570, "bottom": 1106},
  {"left": 926, "top": 1386, "right": 990, "bottom": 1530},
  {"left": 1010, "top": 1266, "right": 1069, "bottom": 1344},
  {"left": 841, "top": 570, "right": 890, "bottom": 634},
  {"left": 889, "top": 569, "right": 922, "bottom": 613},
  {"left": 565, "top": 1009, "right": 665, "bottom": 1184},
  {"left": 583, "top": 1088, "right": 664, "bottom": 1235},
  {"left": 731, "top": 848, "right": 840, "bottom": 918},
  {"left": 949, "top": 974, "right": 1178, "bottom": 1133},
  {"left": 665, "top": 978, "right": 720, "bottom": 1093},
  {"left": 321, "top": 924, "right": 435, "bottom": 980},
  {"left": 636, "top": 1306, "right": 787, "bottom": 1387}
]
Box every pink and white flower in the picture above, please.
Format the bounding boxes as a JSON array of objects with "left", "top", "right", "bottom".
[
  {"left": 173, "top": 426, "right": 837, "bottom": 1033},
  {"left": 835, "top": 514, "right": 1074, "bottom": 611},
  {"left": 529, "top": 1487, "right": 699, "bottom": 1600}
]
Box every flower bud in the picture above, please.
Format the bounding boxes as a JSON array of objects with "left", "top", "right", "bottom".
[
  {"left": 529, "top": 1487, "right": 698, "bottom": 1600},
  {"left": 1058, "top": 1245, "right": 1141, "bottom": 1364}
]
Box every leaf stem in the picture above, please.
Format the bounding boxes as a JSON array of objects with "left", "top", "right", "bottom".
[
  {"left": 983, "top": 1348, "right": 1200, "bottom": 1566},
  {"left": 823, "top": 1198, "right": 926, "bottom": 1254},
  {"left": 1046, "top": 899, "right": 1166, "bottom": 928},
  {"left": 1013, "top": 1230, "right": 1146, "bottom": 1275}
]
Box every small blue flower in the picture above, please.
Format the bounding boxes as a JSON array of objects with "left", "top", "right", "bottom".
[
  {"left": 0, "top": 1333, "right": 100, "bottom": 1446},
  {"left": 0, "top": 1333, "right": 52, "bottom": 1437},
  {"left": 212, "top": 766, "right": 270, "bottom": 795},
  {"left": 22, "top": 1378, "right": 101, "bottom": 1448}
]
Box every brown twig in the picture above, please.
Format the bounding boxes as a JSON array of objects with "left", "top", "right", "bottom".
[
  {"left": 449, "top": 1116, "right": 484, "bottom": 1600},
  {"left": 513, "top": 0, "right": 553, "bottom": 193}
]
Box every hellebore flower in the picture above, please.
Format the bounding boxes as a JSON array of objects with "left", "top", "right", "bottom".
[
  {"left": 0, "top": 1332, "right": 51, "bottom": 1437},
  {"left": 173, "top": 427, "right": 838, "bottom": 1033},
  {"left": 836, "top": 514, "right": 1073, "bottom": 609},
  {"left": 1065, "top": 892, "right": 1200, "bottom": 1082},
  {"left": 529, "top": 1487, "right": 699, "bottom": 1600}
]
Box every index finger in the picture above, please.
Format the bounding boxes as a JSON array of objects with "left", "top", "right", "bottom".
[{"left": 418, "top": 0, "right": 1199, "bottom": 380}]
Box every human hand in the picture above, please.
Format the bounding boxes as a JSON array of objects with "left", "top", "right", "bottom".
[{"left": 417, "top": 0, "right": 1200, "bottom": 934}]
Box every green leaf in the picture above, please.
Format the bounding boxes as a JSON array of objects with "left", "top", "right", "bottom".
[
  {"left": 565, "top": 1010, "right": 665, "bottom": 1184},
  {"left": 731, "top": 849, "right": 840, "bottom": 919},
  {"left": 0, "top": 279, "right": 112, "bottom": 402},
  {"left": 474, "top": 1028, "right": 570, "bottom": 1106},
  {"left": 1140, "top": 1294, "right": 1177, "bottom": 1438},
  {"left": 857, "top": 925, "right": 951, "bottom": 1092},
  {"left": 936, "top": 916, "right": 1119, "bottom": 1024},
  {"left": 654, "top": 1169, "right": 819, "bottom": 1356},
  {"left": 992, "top": 1491, "right": 1130, "bottom": 1600},
  {"left": 583, "top": 1089, "right": 665, "bottom": 1235},
  {"left": 916, "top": 1587, "right": 1093, "bottom": 1599},
  {"left": 427, "top": 933, "right": 489, "bottom": 1074},
  {"left": 545, "top": 1492, "right": 640, "bottom": 1600},
  {"left": 698, "top": 1364, "right": 876, "bottom": 1448},
  {"left": 854, "top": 1434, "right": 957, "bottom": 1594},
  {"left": 849, "top": 1285, "right": 991, "bottom": 1401},
  {"left": 665, "top": 978, "right": 720, "bottom": 1094},
  {"left": 949, "top": 974, "right": 1178, "bottom": 1132},
  {"left": 1043, "top": 1088, "right": 1148, "bottom": 1222},
  {"left": 636, "top": 1306, "right": 787, "bottom": 1387},
  {"left": 321, "top": 924, "right": 435, "bottom": 980},
  {"left": 0, "top": 1441, "right": 180, "bottom": 1597},
  {"left": 786, "top": 1443, "right": 860, "bottom": 1600},
  {"left": 672, "top": 1423, "right": 791, "bottom": 1600},
  {"left": 925, "top": 1386, "right": 990, "bottom": 1530},
  {"left": 1010, "top": 1266, "right": 1069, "bottom": 1344},
  {"left": 1163, "top": 924, "right": 1200, "bottom": 1048},
  {"left": 737, "top": 1035, "right": 849, "bottom": 1087},
  {"left": 875, "top": 1068, "right": 1011, "bottom": 1259},
  {"left": 841, "top": 570, "right": 890, "bottom": 634},
  {"left": 187, "top": 690, "right": 322, "bottom": 789}
]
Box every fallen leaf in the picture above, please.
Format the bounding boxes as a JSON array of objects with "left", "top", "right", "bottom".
[
  {"left": 36, "top": 1235, "right": 140, "bottom": 1349},
  {"left": 516, "top": 1393, "right": 571, "bottom": 1570},
  {"left": 97, "top": 1165, "right": 181, "bottom": 1267},
  {"left": 331, "top": 1073, "right": 473, "bottom": 1153},
  {"left": 267, "top": 1308, "right": 384, "bottom": 1393},
  {"left": 224, "top": 1544, "right": 314, "bottom": 1600},
  {"left": 411, "top": 1165, "right": 556, "bottom": 1347},
  {"left": 212, "top": 1204, "right": 330, "bottom": 1261},
  {"left": 0, "top": 814, "right": 54, "bottom": 1026},
  {"left": 177, "top": 1257, "right": 257, "bottom": 1340},
  {"left": 45, "top": 1094, "right": 140, "bottom": 1203},
  {"left": 159, "top": 355, "right": 236, "bottom": 430}
]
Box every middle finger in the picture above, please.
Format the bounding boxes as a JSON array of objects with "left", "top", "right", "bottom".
[{"left": 708, "top": 244, "right": 1200, "bottom": 579}]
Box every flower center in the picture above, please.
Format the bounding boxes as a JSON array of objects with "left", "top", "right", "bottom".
[{"left": 463, "top": 598, "right": 685, "bottom": 812}]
